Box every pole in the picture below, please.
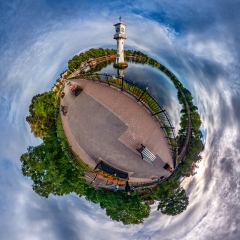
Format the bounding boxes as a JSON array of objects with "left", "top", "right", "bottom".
[
  {"left": 96, "top": 73, "right": 101, "bottom": 83},
  {"left": 91, "top": 172, "right": 98, "bottom": 184},
  {"left": 121, "top": 76, "right": 124, "bottom": 91},
  {"left": 137, "top": 87, "right": 148, "bottom": 102},
  {"left": 105, "top": 72, "right": 110, "bottom": 85},
  {"left": 152, "top": 109, "right": 166, "bottom": 116}
]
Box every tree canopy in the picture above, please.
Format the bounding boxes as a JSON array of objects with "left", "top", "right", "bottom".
[
  {"left": 84, "top": 188, "right": 150, "bottom": 224},
  {"left": 152, "top": 180, "right": 189, "bottom": 215},
  {"left": 68, "top": 48, "right": 116, "bottom": 72},
  {"left": 26, "top": 92, "right": 57, "bottom": 138},
  {"left": 20, "top": 127, "right": 86, "bottom": 198}
]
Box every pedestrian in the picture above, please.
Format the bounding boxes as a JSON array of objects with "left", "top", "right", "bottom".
[{"left": 125, "top": 181, "right": 131, "bottom": 195}]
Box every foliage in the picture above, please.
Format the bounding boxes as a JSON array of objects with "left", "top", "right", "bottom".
[
  {"left": 84, "top": 187, "right": 150, "bottom": 224},
  {"left": 154, "top": 180, "right": 189, "bottom": 215},
  {"left": 26, "top": 92, "right": 57, "bottom": 138},
  {"left": 20, "top": 127, "right": 86, "bottom": 198},
  {"left": 68, "top": 48, "right": 116, "bottom": 72},
  {"left": 88, "top": 59, "right": 115, "bottom": 73}
]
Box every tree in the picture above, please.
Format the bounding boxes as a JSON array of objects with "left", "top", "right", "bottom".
[
  {"left": 26, "top": 92, "right": 57, "bottom": 138},
  {"left": 20, "top": 127, "right": 86, "bottom": 198},
  {"left": 95, "top": 190, "right": 150, "bottom": 225},
  {"left": 153, "top": 180, "right": 189, "bottom": 216}
]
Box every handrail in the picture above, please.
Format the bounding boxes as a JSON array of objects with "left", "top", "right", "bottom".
[
  {"left": 73, "top": 73, "right": 177, "bottom": 162},
  {"left": 54, "top": 84, "right": 90, "bottom": 174},
  {"left": 55, "top": 54, "right": 194, "bottom": 190},
  {"left": 68, "top": 71, "right": 192, "bottom": 188}
]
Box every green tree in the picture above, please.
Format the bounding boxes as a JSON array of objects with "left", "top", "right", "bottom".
[
  {"left": 20, "top": 127, "right": 86, "bottom": 198},
  {"left": 95, "top": 190, "right": 150, "bottom": 224},
  {"left": 153, "top": 180, "right": 189, "bottom": 216},
  {"left": 26, "top": 92, "right": 57, "bottom": 138}
]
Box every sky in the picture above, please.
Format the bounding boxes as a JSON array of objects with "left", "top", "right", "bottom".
[{"left": 0, "top": 0, "right": 240, "bottom": 239}]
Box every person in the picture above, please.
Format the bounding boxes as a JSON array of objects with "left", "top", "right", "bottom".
[{"left": 125, "top": 181, "right": 130, "bottom": 195}]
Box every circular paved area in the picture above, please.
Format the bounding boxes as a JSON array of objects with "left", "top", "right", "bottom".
[{"left": 61, "top": 79, "right": 174, "bottom": 182}]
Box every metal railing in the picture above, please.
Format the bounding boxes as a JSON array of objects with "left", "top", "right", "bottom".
[
  {"left": 54, "top": 85, "right": 91, "bottom": 174},
  {"left": 54, "top": 58, "right": 193, "bottom": 190},
  {"left": 64, "top": 71, "right": 192, "bottom": 189},
  {"left": 72, "top": 73, "right": 177, "bottom": 164}
]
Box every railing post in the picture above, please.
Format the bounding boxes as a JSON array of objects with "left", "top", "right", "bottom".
[
  {"left": 91, "top": 172, "right": 98, "bottom": 184},
  {"left": 121, "top": 76, "right": 124, "bottom": 91},
  {"left": 107, "top": 74, "right": 110, "bottom": 85},
  {"left": 96, "top": 73, "right": 101, "bottom": 83},
  {"left": 152, "top": 109, "right": 165, "bottom": 116},
  {"left": 137, "top": 87, "right": 148, "bottom": 102},
  {"left": 105, "top": 72, "right": 110, "bottom": 85}
]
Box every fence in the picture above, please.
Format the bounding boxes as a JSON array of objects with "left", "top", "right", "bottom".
[
  {"left": 54, "top": 85, "right": 91, "bottom": 174},
  {"left": 73, "top": 73, "right": 177, "bottom": 164},
  {"left": 56, "top": 71, "right": 192, "bottom": 189}
]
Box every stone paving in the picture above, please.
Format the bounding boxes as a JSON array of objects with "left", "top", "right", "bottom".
[{"left": 61, "top": 79, "right": 173, "bottom": 182}]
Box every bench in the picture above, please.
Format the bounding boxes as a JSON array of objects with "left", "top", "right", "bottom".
[{"left": 137, "top": 144, "right": 156, "bottom": 165}]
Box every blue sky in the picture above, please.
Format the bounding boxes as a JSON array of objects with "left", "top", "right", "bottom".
[{"left": 0, "top": 1, "right": 240, "bottom": 239}]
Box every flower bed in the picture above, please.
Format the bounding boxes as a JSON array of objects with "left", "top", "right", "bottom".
[{"left": 94, "top": 170, "right": 126, "bottom": 184}]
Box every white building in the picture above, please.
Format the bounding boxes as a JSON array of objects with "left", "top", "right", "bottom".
[{"left": 114, "top": 20, "right": 127, "bottom": 63}]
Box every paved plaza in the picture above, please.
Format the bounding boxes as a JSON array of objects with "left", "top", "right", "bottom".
[{"left": 61, "top": 79, "right": 174, "bottom": 181}]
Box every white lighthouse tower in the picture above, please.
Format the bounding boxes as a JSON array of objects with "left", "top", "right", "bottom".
[{"left": 114, "top": 17, "right": 127, "bottom": 64}]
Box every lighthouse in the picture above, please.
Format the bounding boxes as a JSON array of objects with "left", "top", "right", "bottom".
[{"left": 114, "top": 18, "right": 127, "bottom": 64}]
